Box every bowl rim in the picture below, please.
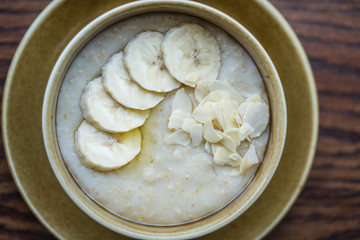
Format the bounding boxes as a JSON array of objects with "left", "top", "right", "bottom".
[{"left": 42, "top": 0, "right": 287, "bottom": 239}]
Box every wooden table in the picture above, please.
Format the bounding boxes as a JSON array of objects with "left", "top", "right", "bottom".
[{"left": 0, "top": 1, "right": 359, "bottom": 239}]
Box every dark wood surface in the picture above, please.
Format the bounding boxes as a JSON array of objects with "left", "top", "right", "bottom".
[{"left": 0, "top": 0, "right": 359, "bottom": 239}]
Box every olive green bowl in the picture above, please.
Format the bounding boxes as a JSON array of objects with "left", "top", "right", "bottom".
[{"left": 42, "top": 0, "right": 286, "bottom": 239}]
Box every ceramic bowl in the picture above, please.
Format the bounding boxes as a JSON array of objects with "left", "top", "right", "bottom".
[{"left": 42, "top": 0, "right": 287, "bottom": 239}]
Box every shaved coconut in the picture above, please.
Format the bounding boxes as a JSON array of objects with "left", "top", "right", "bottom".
[
  {"left": 204, "top": 102, "right": 215, "bottom": 108},
  {"left": 213, "top": 101, "right": 225, "bottom": 130},
  {"left": 237, "top": 101, "right": 249, "bottom": 117},
  {"left": 239, "top": 144, "right": 259, "bottom": 174},
  {"left": 234, "top": 112, "right": 242, "bottom": 126},
  {"left": 199, "top": 91, "right": 223, "bottom": 106},
  {"left": 211, "top": 142, "right": 219, "bottom": 152},
  {"left": 229, "top": 152, "right": 242, "bottom": 167},
  {"left": 245, "top": 102, "right": 269, "bottom": 138},
  {"left": 239, "top": 122, "right": 255, "bottom": 139},
  {"left": 247, "top": 95, "right": 262, "bottom": 103},
  {"left": 221, "top": 97, "right": 238, "bottom": 129},
  {"left": 189, "top": 123, "right": 203, "bottom": 146},
  {"left": 182, "top": 118, "right": 198, "bottom": 132},
  {"left": 193, "top": 105, "right": 215, "bottom": 123},
  {"left": 237, "top": 95, "right": 262, "bottom": 117},
  {"left": 207, "top": 91, "right": 224, "bottom": 102},
  {"left": 230, "top": 169, "right": 241, "bottom": 176},
  {"left": 203, "top": 120, "right": 223, "bottom": 143},
  {"left": 208, "top": 80, "right": 244, "bottom": 104},
  {"left": 229, "top": 152, "right": 242, "bottom": 163},
  {"left": 165, "top": 87, "right": 268, "bottom": 174},
  {"left": 188, "top": 91, "right": 199, "bottom": 109},
  {"left": 238, "top": 95, "right": 269, "bottom": 138},
  {"left": 224, "top": 128, "right": 241, "bottom": 146},
  {"left": 165, "top": 130, "right": 190, "bottom": 146},
  {"left": 213, "top": 146, "right": 232, "bottom": 165},
  {"left": 168, "top": 109, "right": 191, "bottom": 130},
  {"left": 172, "top": 88, "right": 193, "bottom": 113},
  {"left": 194, "top": 80, "right": 211, "bottom": 102},
  {"left": 204, "top": 141, "right": 212, "bottom": 154},
  {"left": 219, "top": 132, "right": 237, "bottom": 152}
]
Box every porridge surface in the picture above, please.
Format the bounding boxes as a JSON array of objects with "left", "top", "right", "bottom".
[{"left": 56, "top": 13, "right": 269, "bottom": 224}]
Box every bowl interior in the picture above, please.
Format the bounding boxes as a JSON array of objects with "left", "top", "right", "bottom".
[{"left": 42, "top": 1, "right": 286, "bottom": 239}]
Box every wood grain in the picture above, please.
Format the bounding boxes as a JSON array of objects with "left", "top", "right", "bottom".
[
  {"left": 267, "top": 1, "right": 360, "bottom": 240},
  {"left": 0, "top": 0, "right": 359, "bottom": 239}
]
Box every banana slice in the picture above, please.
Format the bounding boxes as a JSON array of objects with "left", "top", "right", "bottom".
[
  {"left": 80, "top": 78, "right": 150, "bottom": 133},
  {"left": 162, "top": 23, "right": 221, "bottom": 87},
  {"left": 75, "top": 121, "right": 141, "bottom": 171},
  {"left": 124, "top": 31, "right": 180, "bottom": 92},
  {"left": 102, "top": 52, "right": 164, "bottom": 110}
]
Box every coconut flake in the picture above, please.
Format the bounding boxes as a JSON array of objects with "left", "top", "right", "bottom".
[
  {"left": 213, "top": 101, "right": 225, "bottom": 130},
  {"left": 189, "top": 123, "right": 203, "bottom": 146},
  {"left": 192, "top": 105, "right": 215, "bottom": 123},
  {"left": 194, "top": 80, "right": 211, "bottom": 102},
  {"left": 203, "top": 120, "right": 223, "bottom": 143},
  {"left": 219, "top": 132, "right": 237, "bottom": 152},
  {"left": 224, "top": 128, "right": 241, "bottom": 146},
  {"left": 165, "top": 130, "right": 190, "bottom": 146},
  {"left": 182, "top": 118, "right": 198, "bottom": 132},
  {"left": 239, "top": 144, "right": 259, "bottom": 174},
  {"left": 172, "top": 88, "right": 193, "bottom": 113},
  {"left": 204, "top": 141, "right": 212, "bottom": 154},
  {"left": 213, "top": 145, "right": 232, "bottom": 165},
  {"left": 237, "top": 95, "right": 269, "bottom": 138},
  {"left": 208, "top": 80, "right": 244, "bottom": 104},
  {"left": 168, "top": 109, "right": 191, "bottom": 130},
  {"left": 221, "top": 97, "right": 238, "bottom": 129},
  {"left": 229, "top": 152, "right": 242, "bottom": 166}
]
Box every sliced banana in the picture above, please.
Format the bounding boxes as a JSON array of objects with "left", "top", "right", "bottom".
[
  {"left": 162, "top": 23, "right": 221, "bottom": 87},
  {"left": 75, "top": 121, "right": 141, "bottom": 171},
  {"left": 102, "top": 52, "right": 164, "bottom": 110},
  {"left": 124, "top": 31, "right": 180, "bottom": 92},
  {"left": 80, "top": 78, "right": 150, "bottom": 133}
]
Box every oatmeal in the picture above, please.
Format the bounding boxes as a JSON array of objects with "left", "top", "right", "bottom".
[{"left": 56, "top": 13, "right": 269, "bottom": 224}]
